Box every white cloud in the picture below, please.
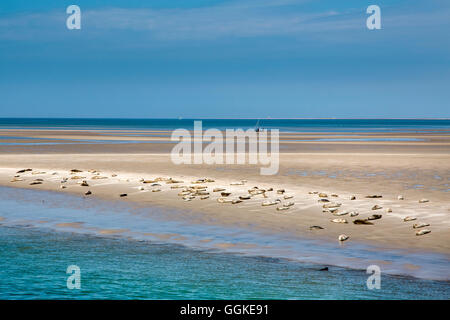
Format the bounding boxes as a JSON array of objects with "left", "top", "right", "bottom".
[{"left": 0, "top": 0, "right": 449, "bottom": 43}]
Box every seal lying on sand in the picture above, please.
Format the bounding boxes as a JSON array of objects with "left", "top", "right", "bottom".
[
  {"left": 353, "top": 219, "right": 373, "bottom": 225},
  {"left": 217, "top": 197, "right": 233, "bottom": 203},
  {"left": 368, "top": 214, "right": 382, "bottom": 220},
  {"left": 333, "top": 211, "right": 349, "bottom": 216},
  {"left": 403, "top": 216, "right": 417, "bottom": 222},
  {"left": 331, "top": 218, "right": 347, "bottom": 224},
  {"left": 416, "top": 229, "right": 431, "bottom": 236},
  {"left": 262, "top": 200, "right": 281, "bottom": 206},
  {"left": 413, "top": 223, "right": 430, "bottom": 229},
  {"left": 323, "top": 202, "right": 341, "bottom": 208},
  {"left": 350, "top": 211, "right": 359, "bottom": 217}
]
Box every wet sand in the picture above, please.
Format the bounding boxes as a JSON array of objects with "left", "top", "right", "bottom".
[{"left": 0, "top": 128, "right": 449, "bottom": 256}]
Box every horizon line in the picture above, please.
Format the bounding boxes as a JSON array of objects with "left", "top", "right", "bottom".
[{"left": 1, "top": 117, "right": 450, "bottom": 120}]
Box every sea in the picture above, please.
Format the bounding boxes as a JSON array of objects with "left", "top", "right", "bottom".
[{"left": 0, "top": 118, "right": 449, "bottom": 133}]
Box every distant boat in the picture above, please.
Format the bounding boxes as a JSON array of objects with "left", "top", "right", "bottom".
[{"left": 255, "top": 119, "right": 261, "bottom": 132}]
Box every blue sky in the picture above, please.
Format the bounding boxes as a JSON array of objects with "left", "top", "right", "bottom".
[{"left": 0, "top": 0, "right": 449, "bottom": 118}]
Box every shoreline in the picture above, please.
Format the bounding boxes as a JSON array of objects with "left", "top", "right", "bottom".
[
  {"left": 1, "top": 127, "right": 449, "bottom": 282},
  {"left": 1, "top": 160, "right": 449, "bottom": 256},
  {"left": 1, "top": 184, "right": 449, "bottom": 282}
]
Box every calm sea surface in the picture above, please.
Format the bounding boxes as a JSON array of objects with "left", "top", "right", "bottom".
[{"left": 0, "top": 118, "right": 449, "bottom": 132}]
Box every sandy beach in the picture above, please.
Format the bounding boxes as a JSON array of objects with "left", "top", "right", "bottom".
[{"left": 1, "top": 127, "right": 449, "bottom": 258}]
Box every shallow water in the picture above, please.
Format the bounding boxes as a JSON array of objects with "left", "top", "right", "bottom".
[
  {"left": 0, "top": 186, "right": 449, "bottom": 299},
  {"left": 1, "top": 226, "right": 449, "bottom": 300}
]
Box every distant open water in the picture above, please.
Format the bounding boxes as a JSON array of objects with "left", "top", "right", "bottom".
[{"left": 0, "top": 118, "right": 449, "bottom": 132}]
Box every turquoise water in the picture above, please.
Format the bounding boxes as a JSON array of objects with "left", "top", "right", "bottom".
[
  {"left": 1, "top": 226, "right": 449, "bottom": 300},
  {"left": 0, "top": 187, "right": 449, "bottom": 299},
  {"left": 0, "top": 118, "right": 449, "bottom": 132}
]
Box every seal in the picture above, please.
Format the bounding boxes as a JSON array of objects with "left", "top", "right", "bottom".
[
  {"left": 338, "top": 234, "right": 349, "bottom": 241},
  {"left": 333, "top": 211, "right": 349, "bottom": 216},
  {"left": 415, "top": 229, "right": 431, "bottom": 236},
  {"left": 413, "top": 223, "right": 430, "bottom": 229},
  {"left": 331, "top": 218, "right": 348, "bottom": 224},
  {"left": 353, "top": 219, "right": 373, "bottom": 225},
  {"left": 262, "top": 200, "right": 280, "bottom": 206},
  {"left": 323, "top": 202, "right": 341, "bottom": 208}
]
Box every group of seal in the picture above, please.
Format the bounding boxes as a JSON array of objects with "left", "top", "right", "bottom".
[{"left": 10, "top": 168, "right": 434, "bottom": 242}]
